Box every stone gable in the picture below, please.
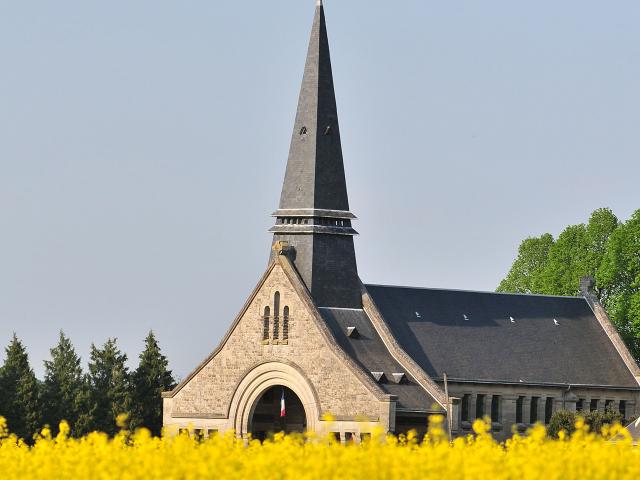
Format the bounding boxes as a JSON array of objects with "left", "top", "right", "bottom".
[{"left": 168, "top": 263, "right": 384, "bottom": 421}]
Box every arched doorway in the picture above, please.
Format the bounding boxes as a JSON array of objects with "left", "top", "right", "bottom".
[{"left": 250, "top": 386, "right": 307, "bottom": 440}]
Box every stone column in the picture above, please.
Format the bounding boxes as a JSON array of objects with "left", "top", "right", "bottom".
[
  {"left": 450, "top": 398, "right": 461, "bottom": 435},
  {"left": 553, "top": 398, "right": 564, "bottom": 423},
  {"left": 469, "top": 394, "right": 478, "bottom": 421},
  {"left": 627, "top": 401, "right": 636, "bottom": 420},
  {"left": 502, "top": 396, "right": 518, "bottom": 435},
  {"left": 522, "top": 397, "right": 531, "bottom": 425}
]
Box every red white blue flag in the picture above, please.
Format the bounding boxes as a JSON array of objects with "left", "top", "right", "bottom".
[{"left": 280, "top": 389, "right": 286, "bottom": 418}]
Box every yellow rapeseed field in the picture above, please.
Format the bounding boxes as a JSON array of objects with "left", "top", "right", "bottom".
[{"left": 0, "top": 415, "right": 637, "bottom": 480}]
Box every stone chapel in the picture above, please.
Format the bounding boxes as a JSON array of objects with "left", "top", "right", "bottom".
[{"left": 162, "top": 1, "right": 640, "bottom": 441}]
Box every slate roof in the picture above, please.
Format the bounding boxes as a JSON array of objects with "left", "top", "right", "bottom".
[
  {"left": 318, "top": 307, "right": 440, "bottom": 411},
  {"left": 277, "top": 0, "right": 350, "bottom": 213},
  {"left": 364, "top": 285, "right": 639, "bottom": 389}
]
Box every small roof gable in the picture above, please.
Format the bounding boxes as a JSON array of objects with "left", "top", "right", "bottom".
[{"left": 365, "top": 285, "right": 639, "bottom": 388}]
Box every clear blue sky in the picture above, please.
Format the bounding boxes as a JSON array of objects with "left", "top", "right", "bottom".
[{"left": 1, "top": 1, "right": 639, "bottom": 379}]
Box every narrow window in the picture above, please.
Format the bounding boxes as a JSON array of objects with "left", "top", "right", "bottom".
[
  {"left": 530, "top": 397, "right": 539, "bottom": 424},
  {"left": 590, "top": 399, "right": 599, "bottom": 412},
  {"left": 207, "top": 429, "right": 218, "bottom": 438},
  {"left": 344, "top": 432, "right": 354, "bottom": 444},
  {"left": 576, "top": 399, "right": 584, "bottom": 412},
  {"left": 475, "top": 394, "right": 485, "bottom": 419},
  {"left": 360, "top": 432, "right": 371, "bottom": 443},
  {"left": 283, "top": 306, "right": 290, "bottom": 341},
  {"left": 299, "top": 126, "right": 307, "bottom": 135},
  {"left": 262, "top": 306, "right": 270, "bottom": 341},
  {"left": 491, "top": 396, "right": 500, "bottom": 423},
  {"left": 620, "top": 400, "right": 627, "bottom": 420},
  {"left": 544, "top": 397, "right": 553, "bottom": 424},
  {"left": 516, "top": 396, "right": 524, "bottom": 423},
  {"left": 273, "top": 292, "right": 280, "bottom": 340},
  {"left": 461, "top": 394, "right": 470, "bottom": 422},
  {"left": 605, "top": 399, "right": 613, "bottom": 411}
]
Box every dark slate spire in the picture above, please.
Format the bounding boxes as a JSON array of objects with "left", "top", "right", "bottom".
[{"left": 270, "top": 1, "right": 361, "bottom": 308}]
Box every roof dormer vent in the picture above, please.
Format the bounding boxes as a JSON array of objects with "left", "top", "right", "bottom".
[{"left": 346, "top": 326, "right": 359, "bottom": 338}]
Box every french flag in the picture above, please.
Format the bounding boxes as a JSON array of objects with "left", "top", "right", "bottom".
[{"left": 280, "top": 389, "right": 286, "bottom": 418}]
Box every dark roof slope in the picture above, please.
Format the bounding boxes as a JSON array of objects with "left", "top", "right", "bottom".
[
  {"left": 318, "top": 308, "right": 440, "bottom": 411},
  {"left": 365, "top": 285, "right": 638, "bottom": 388}
]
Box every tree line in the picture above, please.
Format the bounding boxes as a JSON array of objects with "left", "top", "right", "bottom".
[
  {"left": 498, "top": 208, "right": 640, "bottom": 360},
  {"left": 0, "top": 330, "right": 175, "bottom": 441}
]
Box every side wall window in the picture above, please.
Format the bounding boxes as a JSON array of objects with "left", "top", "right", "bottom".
[
  {"left": 530, "top": 397, "right": 539, "bottom": 424},
  {"left": 262, "top": 306, "right": 271, "bottom": 341},
  {"left": 490, "top": 395, "right": 500, "bottom": 423},
  {"left": 461, "top": 394, "right": 470, "bottom": 422},
  {"left": 283, "top": 306, "right": 290, "bottom": 341},
  {"left": 475, "top": 394, "right": 485, "bottom": 419},
  {"left": 516, "top": 396, "right": 524, "bottom": 423},
  {"left": 273, "top": 292, "right": 280, "bottom": 340},
  {"left": 544, "top": 397, "right": 554, "bottom": 424}
]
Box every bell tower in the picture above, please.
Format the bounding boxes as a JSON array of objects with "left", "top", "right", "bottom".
[{"left": 270, "top": 1, "right": 361, "bottom": 308}]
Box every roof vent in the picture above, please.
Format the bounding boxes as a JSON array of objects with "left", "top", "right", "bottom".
[
  {"left": 391, "top": 373, "right": 406, "bottom": 384},
  {"left": 463, "top": 314, "right": 470, "bottom": 321},
  {"left": 346, "top": 326, "right": 359, "bottom": 338},
  {"left": 371, "top": 372, "right": 386, "bottom": 383},
  {"left": 510, "top": 316, "right": 516, "bottom": 324},
  {"left": 553, "top": 318, "right": 560, "bottom": 326},
  {"left": 415, "top": 311, "right": 422, "bottom": 319}
]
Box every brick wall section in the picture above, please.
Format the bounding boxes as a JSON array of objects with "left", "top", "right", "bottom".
[{"left": 169, "top": 263, "right": 383, "bottom": 421}]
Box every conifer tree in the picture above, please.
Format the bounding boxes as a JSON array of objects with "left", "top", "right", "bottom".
[
  {"left": 0, "top": 334, "right": 41, "bottom": 441},
  {"left": 87, "top": 338, "right": 131, "bottom": 435},
  {"left": 131, "top": 331, "right": 175, "bottom": 435},
  {"left": 43, "top": 331, "right": 91, "bottom": 436}
]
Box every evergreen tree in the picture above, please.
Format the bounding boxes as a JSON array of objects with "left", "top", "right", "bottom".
[
  {"left": 0, "top": 334, "right": 41, "bottom": 441},
  {"left": 43, "top": 331, "right": 91, "bottom": 436},
  {"left": 131, "top": 331, "right": 175, "bottom": 436},
  {"left": 87, "top": 338, "right": 131, "bottom": 435}
]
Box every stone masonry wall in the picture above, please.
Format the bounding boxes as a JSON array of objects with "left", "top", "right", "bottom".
[{"left": 169, "top": 264, "right": 382, "bottom": 421}]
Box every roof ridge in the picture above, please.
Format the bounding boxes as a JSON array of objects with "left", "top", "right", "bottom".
[{"left": 364, "top": 283, "right": 584, "bottom": 300}]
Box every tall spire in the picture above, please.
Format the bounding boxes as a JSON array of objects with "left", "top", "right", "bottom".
[
  {"left": 276, "top": 0, "right": 351, "bottom": 216},
  {"left": 270, "top": 1, "right": 361, "bottom": 308}
]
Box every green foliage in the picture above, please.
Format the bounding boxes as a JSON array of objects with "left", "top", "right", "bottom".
[
  {"left": 548, "top": 406, "right": 623, "bottom": 438},
  {"left": 87, "top": 338, "right": 132, "bottom": 435},
  {"left": 2, "top": 331, "right": 174, "bottom": 437},
  {"left": 597, "top": 210, "right": 640, "bottom": 359},
  {"left": 0, "top": 334, "right": 41, "bottom": 441},
  {"left": 498, "top": 208, "right": 640, "bottom": 361},
  {"left": 581, "top": 407, "right": 623, "bottom": 435},
  {"left": 497, "top": 234, "right": 554, "bottom": 293},
  {"left": 42, "top": 331, "right": 92, "bottom": 436},
  {"left": 547, "top": 410, "right": 577, "bottom": 438},
  {"left": 130, "top": 331, "right": 176, "bottom": 436}
]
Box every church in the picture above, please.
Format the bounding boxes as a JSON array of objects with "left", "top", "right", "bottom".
[{"left": 162, "top": 1, "right": 640, "bottom": 441}]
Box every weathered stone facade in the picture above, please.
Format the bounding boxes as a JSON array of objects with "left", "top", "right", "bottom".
[{"left": 163, "top": 257, "right": 395, "bottom": 436}]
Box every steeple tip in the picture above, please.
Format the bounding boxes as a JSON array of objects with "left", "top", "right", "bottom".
[{"left": 316, "top": 0, "right": 322, "bottom": 6}]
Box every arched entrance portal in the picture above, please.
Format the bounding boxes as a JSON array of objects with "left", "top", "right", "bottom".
[{"left": 250, "top": 386, "right": 307, "bottom": 440}]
